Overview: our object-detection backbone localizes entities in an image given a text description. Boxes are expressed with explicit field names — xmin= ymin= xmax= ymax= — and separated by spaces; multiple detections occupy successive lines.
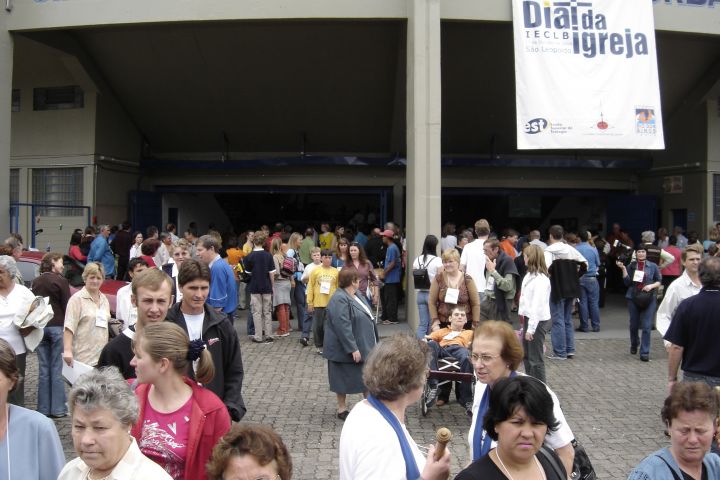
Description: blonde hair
xmin=441 ymin=248 xmax=460 ymax=263
xmin=82 ymin=262 xmax=105 ymax=281
xmin=524 ymin=244 xmax=548 ymax=275
xmin=136 ymin=322 xmax=215 ymax=384
xmin=288 ymin=232 xmax=303 ymax=250
xmin=270 ymin=237 xmax=283 ymax=257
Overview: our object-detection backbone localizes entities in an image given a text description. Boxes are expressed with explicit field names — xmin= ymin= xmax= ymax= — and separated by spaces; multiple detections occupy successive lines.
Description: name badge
xmin=320 ymin=281 xmax=331 ymax=295
xmin=445 ymin=287 xmax=460 ymax=304
xmin=337 ymin=266 xmax=343 ymax=272
xmin=633 ymin=269 xmax=645 ymax=283
xmin=95 ymin=311 xmax=108 ymax=329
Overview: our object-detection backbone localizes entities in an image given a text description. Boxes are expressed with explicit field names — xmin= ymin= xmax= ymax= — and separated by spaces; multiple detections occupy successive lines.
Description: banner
xmin=513 ymin=0 xmax=665 ymax=149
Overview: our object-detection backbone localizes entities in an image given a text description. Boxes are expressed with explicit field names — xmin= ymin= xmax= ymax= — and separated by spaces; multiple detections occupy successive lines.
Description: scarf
xmin=472 ymin=371 xmax=517 ymax=461
xmin=367 ymin=395 xmax=420 ymax=480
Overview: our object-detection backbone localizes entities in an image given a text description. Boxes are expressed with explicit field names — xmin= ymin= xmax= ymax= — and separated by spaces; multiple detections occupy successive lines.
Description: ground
xmin=26 ymin=292 xmax=669 ymax=479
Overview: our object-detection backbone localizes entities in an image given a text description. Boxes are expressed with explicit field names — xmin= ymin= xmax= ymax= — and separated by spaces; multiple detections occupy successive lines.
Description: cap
xmin=381 ymin=229 xmax=395 ymax=238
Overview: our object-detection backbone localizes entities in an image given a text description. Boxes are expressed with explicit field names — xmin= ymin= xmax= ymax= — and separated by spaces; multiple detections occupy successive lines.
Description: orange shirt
xmin=225 ymin=248 xmax=245 ymax=281
xmin=499 ymin=239 xmax=518 ymax=258
xmin=427 ymin=328 xmax=473 ymax=348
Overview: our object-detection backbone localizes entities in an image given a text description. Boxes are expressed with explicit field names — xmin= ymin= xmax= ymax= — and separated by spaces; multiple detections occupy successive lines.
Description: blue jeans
xmin=36 ymin=326 xmax=67 ymax=415
xmin=293 ymin=282 xmax=312 ymax=338
xmin=427 ymin=341 xmax=473 ymax=405
xmin=628 ymin=299 xmax=656 ymax=357
xmin=550 ymin=298 xmax=575 ymax=357
xmin=416 ymin=290 xmax=431 ymax=339
xmin=578 ymin=276 xmax=601 ymax=331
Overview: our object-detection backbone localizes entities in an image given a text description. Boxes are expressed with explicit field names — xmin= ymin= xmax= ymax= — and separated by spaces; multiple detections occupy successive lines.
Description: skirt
xmin=328 ymin=360 xmax=366 ymax=394
xmin=273 ymin=279 xmax=292 ymax=307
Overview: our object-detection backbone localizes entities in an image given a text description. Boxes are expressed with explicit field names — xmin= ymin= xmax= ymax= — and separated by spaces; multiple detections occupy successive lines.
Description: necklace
xmin=495 ymin=448 xmax=546 ymax=480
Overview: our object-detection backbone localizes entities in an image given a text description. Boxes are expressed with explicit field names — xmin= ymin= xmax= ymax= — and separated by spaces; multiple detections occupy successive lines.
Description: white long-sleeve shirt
xmin=657 ymin=271 xmax=701 ymax=346
xmin=518 ymin=272 xmax=551 ymax=334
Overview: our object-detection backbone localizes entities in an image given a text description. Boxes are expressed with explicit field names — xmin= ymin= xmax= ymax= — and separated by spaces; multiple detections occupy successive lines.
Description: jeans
xmin=251 ymin=293 xmax=273 ymax=341
xmin=628 ymin=299 xmax=656 ymax=357
xmin=550 ymin=298 xmax=575 ymax=358
xmin=416 ymin=290 xmax=431 ymax=339
xmin=37 ymin=326 xmax=67 ymax=415
xmin=381 ymin=283 xmax=401 ymax=322
xmin=578 ymin=276 xmax=601 ymax=331
xmin=293 ymin=282 xmax=311 ymax=336
xmin=523 ymin=319 xmax=549 ymax=384
xmin=427 ymin=341 xmax=473 ymax=405
xmin=312 ymin=307 xmax=327 ymax=348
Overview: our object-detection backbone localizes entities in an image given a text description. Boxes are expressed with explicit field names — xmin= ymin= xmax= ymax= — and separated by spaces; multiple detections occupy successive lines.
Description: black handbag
xmin=631 ymin=288 xmax=654 ymax=310
xmin=412 ymin=255 xmax=433 ymax=290
xmin=571 ymin=439 xmax=597 ymax=480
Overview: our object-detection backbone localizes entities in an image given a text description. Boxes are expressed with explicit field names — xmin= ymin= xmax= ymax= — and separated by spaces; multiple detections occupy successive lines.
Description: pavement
xmin=24 ymin=291 xmax=671 ymax=479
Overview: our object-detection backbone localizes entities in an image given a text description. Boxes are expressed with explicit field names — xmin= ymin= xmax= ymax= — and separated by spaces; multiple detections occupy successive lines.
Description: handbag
xmin=412 ymin=255 xmax=433 ymax=290
xmin=571 ymin=439 xmax=597 ymax=480
xmin=631 ymin=287 xmax=654 ymax=310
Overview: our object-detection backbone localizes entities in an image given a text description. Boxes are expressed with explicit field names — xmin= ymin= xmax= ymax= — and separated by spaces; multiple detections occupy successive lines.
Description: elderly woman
xmin=207 ymin=424 xmax=293 ymax=480
xmin=3 ymin=237 xmax=23 ymax=284
xmin=0 ymin=338 xmax=65 ymax=478
xmin=629 ymin=382 xmax=720 ymax=479
xmin=456 ymin=376 xmax=566 ymax=479
xmin=58 ymin=367 xmax=172 ymax=480
xmin=63 ymin=262 xmax=111 ymax=367
xmin=339 ymin=333 xmax=451 ymax=479
xmin=468 ymin=321 xmax=576 ymax=476
xmin=130 ymin=322 xmax=231 ymax=479
xmin=31 ymin=252 xmax=71 ymax=417
xmin=616 ymin=243 xmax=662 ymax=362
xmin=324 ymin=268 xmax=378 ymax=420
xmin=0 ymin=255 xmax=36 ymax=406
xmin=429 ymin=248 xmax=480 ymax=331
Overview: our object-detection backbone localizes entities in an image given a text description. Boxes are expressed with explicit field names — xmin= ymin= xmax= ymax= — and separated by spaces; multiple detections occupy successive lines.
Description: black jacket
xmin=97 ymin=327 xmax=136 ymax=379
xmin=548 ymin=259 xmax=586 ymax=302
xmin=166 ymin=303 xmax=247 ymax=421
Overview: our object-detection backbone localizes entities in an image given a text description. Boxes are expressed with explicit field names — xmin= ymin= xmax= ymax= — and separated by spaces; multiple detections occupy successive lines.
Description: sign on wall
xmin=513 ymin=0 xmax=665 ymax=150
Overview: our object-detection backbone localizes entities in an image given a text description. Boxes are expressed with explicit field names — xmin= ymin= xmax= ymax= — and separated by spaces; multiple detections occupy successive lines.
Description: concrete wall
xmin=162 ymin=193 xmax=233 ymax=234
xmin=95 ymin=88 xmax=142 ymax=163
xmin=0 ymin=17 xmax=11 ymax=238
xmin=95 ymin=164 xmax=138 ymax=225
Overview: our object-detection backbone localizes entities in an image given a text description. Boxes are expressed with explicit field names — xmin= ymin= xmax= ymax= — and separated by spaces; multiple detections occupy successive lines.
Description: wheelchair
xmin=421 ymin=355 xmax=475 ymax=417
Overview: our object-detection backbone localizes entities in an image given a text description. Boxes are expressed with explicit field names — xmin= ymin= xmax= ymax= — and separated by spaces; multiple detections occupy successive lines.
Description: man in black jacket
xmin=166 ymin=259 xmax=247 ymax=422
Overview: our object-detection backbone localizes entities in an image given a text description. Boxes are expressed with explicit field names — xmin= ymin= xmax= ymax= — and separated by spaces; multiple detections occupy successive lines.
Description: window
xmin=9 ymin=169 xmax=18 ymax=203
xmin=33 ymin=85 xmax=84 ymax=111
xmin=32 ymin=168 xmax=84 ymax=216
xmin=11 ymin=89 xmax=20 ymax=112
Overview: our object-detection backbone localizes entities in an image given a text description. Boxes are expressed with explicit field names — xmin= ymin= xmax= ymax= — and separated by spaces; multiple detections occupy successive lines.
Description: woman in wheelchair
xmin=424 ymin=306 xmax=474 ymax=415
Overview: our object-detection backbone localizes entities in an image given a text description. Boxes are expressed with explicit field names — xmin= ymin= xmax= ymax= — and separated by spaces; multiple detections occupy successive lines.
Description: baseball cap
xmin=381 ymin=229 xmax=394 ymax=238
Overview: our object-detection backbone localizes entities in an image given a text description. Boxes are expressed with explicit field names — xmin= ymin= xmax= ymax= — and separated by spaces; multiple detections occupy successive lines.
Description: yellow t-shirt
xmin=306 ymin=266 xmax=339 ymax=308
xmin=319 ymin=232 xmax=335 ymax=251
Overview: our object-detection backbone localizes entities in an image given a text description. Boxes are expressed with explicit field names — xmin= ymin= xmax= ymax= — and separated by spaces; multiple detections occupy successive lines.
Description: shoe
xmin=300 ymin=337 xmax=309 ymax=347
xmin=464 ymin=402 xmax=474 ymax=417
xmin=274 ymin=331 xmax=290 ymax=337
xmin=316 ymin=348 xmax=323 ymax=355
xmin=337 ymin=410 xmax=350 ymax=420
xmin=575 ymin=327 xmax=589 ymax=333
xmin=592 ymin=327 xmax=600 ymax=332
xmin=640 ymin=355 xmax=649 ymax=362
xmin=425 ymin=386 xmax=438 ymax=408
xmin=630 ymin=346 xmax=638 ymax=355
xmin=264 ymin=337 xmax=274 ymax=343
xmin=48 ymin=413 xmax=68 ymax=419
xmin=566 ymin=353 xmax=575 ymax=359
xmin=436 ymin=399 xmax=446 ymax=407
xmin=251 ymin=338 xmax=264 ymax=344
xmin=546 ymin=353 xmax=567 ymax=360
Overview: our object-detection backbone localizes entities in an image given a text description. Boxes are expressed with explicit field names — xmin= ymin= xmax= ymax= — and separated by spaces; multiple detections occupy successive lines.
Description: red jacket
xmin=131 ymin=377 xmax=231 ymax=480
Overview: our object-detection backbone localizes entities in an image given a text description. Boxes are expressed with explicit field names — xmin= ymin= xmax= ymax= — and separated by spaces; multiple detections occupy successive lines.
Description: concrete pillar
xmin=0 ymin=20 xmax=12 ymax=238
xmin=707 ymin=98 xmax=720 ymax=224
xmin=405 ymin=0 xmax=442 ymax=331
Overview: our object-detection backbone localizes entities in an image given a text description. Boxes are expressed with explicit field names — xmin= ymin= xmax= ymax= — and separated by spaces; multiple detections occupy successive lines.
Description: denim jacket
xmin=627 ymin=447 xmax=720 ymax=479
xmin=623 ymin=260 xmax=662 ymax=300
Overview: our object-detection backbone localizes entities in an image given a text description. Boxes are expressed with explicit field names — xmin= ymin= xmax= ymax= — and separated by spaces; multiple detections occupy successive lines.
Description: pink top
xmin=661 ymin=245 xmax=682 ymax=277
xmin=68 ymin=245 xmax=87 ymax=262
xmin=139 ymin=396 xmax=192 ymax=480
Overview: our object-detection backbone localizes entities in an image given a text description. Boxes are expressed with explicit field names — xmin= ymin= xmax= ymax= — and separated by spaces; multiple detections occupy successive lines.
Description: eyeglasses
xmin=471 ymin=353 xmax=500 ymax=365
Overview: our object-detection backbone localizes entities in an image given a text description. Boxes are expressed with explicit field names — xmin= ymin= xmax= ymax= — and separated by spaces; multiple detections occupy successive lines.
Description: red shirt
xmin=139 ymin=397 xmax=192 ymax=479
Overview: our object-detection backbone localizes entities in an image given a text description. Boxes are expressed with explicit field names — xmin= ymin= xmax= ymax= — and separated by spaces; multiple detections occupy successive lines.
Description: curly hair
xmin=662 ymin=382 xmax=720 ymax=437
xmin=363 ymin=333 xmax=429 ymax=401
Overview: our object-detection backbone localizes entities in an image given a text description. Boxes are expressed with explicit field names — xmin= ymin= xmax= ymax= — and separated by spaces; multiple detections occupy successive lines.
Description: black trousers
xmin=381 ymin=283 xmax=401 ymax=322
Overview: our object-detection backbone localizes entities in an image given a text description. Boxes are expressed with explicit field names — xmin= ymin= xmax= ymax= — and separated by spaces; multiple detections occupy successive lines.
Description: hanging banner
xmin=513 ymin=0 xmax=665 ymax=150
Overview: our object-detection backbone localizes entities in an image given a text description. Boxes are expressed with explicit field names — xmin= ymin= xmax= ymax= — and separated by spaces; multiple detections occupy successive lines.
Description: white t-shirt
xmin=460 ymin=238 xmax=487 ymax=292
xmin=468 ymin=372 xmax=574 ymax=459
xmin=339 ymin=400 xmax=426 ymax=480
xmin=115 ymin=284 xmax=137 ymax=330
xmin=440 ymin=235 xmax=457 ymax=252
xmin=184 ymin=312 xmax=205 ymax=341
xmin=411 ymin=255 xmax=443 ymax=290
xmin=0 ymin=283 xmax=35 ymax=354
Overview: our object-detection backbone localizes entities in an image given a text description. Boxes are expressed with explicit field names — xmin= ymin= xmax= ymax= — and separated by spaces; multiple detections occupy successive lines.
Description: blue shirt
xmin=208 ymin=256 xmax=238 ymax=314
xmin=87 ymin=235 xmax=116 ymax=277
xmin=384 ymin=243 xmax=401 ymax=284
xmin=354 ymin=232 xmax=368 ymax=248
xmin=574 ymin=243 xmax=600 ymax=277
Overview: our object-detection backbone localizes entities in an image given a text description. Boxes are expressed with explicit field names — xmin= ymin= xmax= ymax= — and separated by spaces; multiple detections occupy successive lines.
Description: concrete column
xmin=707 ymin=98 xmax=720 ymax=224
xmin=0 ymin=20 xmax=12 ymax=237
xmin=405 ymin=0 xmax=442 ymax=331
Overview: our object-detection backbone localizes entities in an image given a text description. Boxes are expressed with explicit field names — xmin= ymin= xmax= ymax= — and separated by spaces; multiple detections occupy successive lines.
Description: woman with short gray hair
xmin=58 ymin=367 xmax=172 ymax=480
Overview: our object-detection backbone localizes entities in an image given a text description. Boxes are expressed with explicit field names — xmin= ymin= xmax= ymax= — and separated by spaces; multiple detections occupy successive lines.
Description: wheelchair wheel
xmin=421 ymin=382 xmax=429 ymax=417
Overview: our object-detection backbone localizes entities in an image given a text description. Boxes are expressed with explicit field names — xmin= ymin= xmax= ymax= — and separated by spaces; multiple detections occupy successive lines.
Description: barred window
xmin=33 ymin=85 xmax=84 ymax=111
xmin=9 ymin=169 xmax=19 ymax=203
xmin=32 ymin=168 xmax=84 ymax=216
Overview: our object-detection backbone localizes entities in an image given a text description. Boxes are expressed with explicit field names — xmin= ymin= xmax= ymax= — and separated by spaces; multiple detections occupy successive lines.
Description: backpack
xmin=280 ymin=255 xmax=298 ymax=279
xmin=412 ymin=255 xmax=433 ymax=290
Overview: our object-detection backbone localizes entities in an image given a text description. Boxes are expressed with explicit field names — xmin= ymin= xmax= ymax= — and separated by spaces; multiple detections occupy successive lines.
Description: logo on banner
xmin=524 ymin=118 xmax=549 ymax=134
xmin=635 ymin=108 xmax=657 ymax=135
xmin=522 ymin=0 xmax=650 ymax=59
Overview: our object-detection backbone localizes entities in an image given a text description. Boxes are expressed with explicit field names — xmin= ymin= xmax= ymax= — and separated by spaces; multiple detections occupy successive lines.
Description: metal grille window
xmin=9 ymin=169 xmax=18 ymax=203
xmin=11 ymin=89 xmax=20 ymax=112
xmin=33 ymin=86 xmax=84 ymax=111
xmin=32 ymin=168 xmax=84 ymax=216
xmin=715 ymin=174 xmax=720 ymax=222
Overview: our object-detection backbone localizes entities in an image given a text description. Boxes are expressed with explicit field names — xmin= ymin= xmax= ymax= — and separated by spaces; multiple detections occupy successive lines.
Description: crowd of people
xmin=2 ymin=215 xmax=720 ymax=479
